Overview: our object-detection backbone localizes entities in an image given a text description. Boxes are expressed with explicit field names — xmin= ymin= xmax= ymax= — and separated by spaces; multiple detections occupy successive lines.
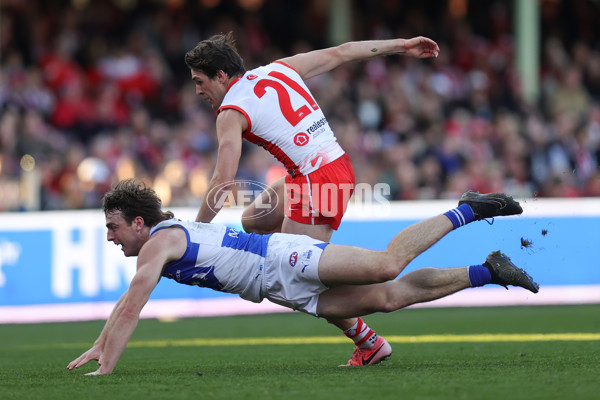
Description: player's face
xmin=105 ymin=211 xmax=145 ymax=257
xmin=190 ymin=69 xmax=228 ymax=110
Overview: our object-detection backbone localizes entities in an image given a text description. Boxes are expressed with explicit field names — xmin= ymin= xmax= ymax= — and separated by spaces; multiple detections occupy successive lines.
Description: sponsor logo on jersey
xmin=293 ymin=132 xmax=309 ymax=146
xmin=289 ymin=251 xmax=298 ymax=267
xmin=306 ymin=117 xmax=328 ymax=135
xmin=310 ymin=156 xmax=323 ymax=169
xmin=247 ymin=74 xmax=258 ymax=80
xmin=301 ymin=249 xmax=313 ymax=273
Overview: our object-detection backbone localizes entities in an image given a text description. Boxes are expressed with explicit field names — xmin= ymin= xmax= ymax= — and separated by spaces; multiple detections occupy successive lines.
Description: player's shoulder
xmin=151 ymin=220 xmax=188 ymax=238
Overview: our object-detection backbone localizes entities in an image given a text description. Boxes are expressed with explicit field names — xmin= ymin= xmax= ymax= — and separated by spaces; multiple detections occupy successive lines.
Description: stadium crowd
xmin=1 ymin=0 xmax=600 ymax=211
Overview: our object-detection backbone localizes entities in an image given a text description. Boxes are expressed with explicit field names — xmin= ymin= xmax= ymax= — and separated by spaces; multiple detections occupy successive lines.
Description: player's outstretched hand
xmin=67 ymin=346 xmax=103 ymax=371
xmin=403 ymin=36 xmax=440 ymax=58
xmin=84 ymin=369 xmax=107 ymax=376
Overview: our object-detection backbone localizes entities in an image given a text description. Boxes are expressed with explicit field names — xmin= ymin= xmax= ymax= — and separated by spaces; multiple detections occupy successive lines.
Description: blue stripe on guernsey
xmin=314 ymin=242 xmax=329 ymax=250
xmin=152 ymin=223 xmax=201 ymax=267
xmin=221 ymin=227 xmax=271 ymax=257
xmin=152 ymin=223 xmax=197 ymax=268
xmin=182 ymin=241 xmax=200 ymax=265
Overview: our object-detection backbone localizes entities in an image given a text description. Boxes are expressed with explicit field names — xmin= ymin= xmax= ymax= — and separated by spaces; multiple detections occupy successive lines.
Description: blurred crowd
xmin=1 ymin=0 xmax=600 ymax=212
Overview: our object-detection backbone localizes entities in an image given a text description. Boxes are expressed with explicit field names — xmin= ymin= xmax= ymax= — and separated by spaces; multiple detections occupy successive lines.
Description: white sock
xmin=343 ymin=318 xmax=378 ymax=349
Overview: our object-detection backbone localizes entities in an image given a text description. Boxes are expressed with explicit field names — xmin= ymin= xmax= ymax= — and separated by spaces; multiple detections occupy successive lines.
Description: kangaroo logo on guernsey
xmin=228 ymin=228 xmax=240 ymax=238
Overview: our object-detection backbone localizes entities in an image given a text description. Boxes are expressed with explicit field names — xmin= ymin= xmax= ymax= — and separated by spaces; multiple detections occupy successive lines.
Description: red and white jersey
xmin=219 ymin=61 xmax=345 ymax=176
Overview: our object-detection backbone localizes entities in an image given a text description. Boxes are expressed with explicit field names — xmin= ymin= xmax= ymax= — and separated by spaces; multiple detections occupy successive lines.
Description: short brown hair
xmin=102 ymin=179 xmax=174 ymax=227
xmin=184 ymin=31 xmax=245 ymax=79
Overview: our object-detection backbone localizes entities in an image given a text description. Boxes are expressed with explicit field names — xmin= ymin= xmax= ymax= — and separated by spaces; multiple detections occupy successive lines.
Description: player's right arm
xmin=195 ymin=109 xmax=245 ymax=223
xmin=66 ymin=291 xmax=128 ymax=371
xmin=279 ymin=37 xmax=439 ymax=80
xmin=67 ymin=228 xmax=187 ymax=375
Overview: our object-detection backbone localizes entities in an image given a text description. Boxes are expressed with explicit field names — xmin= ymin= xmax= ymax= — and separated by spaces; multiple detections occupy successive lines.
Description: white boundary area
xmin=1 ymin=284 xmax=599 ymax=324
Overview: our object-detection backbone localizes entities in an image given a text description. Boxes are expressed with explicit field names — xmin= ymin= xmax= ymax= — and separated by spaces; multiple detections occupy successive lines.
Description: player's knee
xmin=242 ymin=205 xmax=283 ymax=234
xmin=377 ymin=267 xmax=398 ymax=282
xmin=242 ymin=211 xmax=282 ymax=234
xmin=241 ymin=215 xmax=257 ymax=233
xmin=242 ymin=210 xmax=265 ymax=233
xmin=374 ymin=257 xmax=407 ymax=282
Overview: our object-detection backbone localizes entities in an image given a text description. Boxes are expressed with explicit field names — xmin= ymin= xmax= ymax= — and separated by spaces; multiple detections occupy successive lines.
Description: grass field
xmin=1 ymin=304 xmax=599 ymax=400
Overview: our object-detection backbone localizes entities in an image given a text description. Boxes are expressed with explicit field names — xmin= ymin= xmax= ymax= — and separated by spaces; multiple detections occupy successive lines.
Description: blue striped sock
xmin=468 ymin=264 xmax=492 ymax=287
xmin=444 ymin=203 xmax=476 ymax=229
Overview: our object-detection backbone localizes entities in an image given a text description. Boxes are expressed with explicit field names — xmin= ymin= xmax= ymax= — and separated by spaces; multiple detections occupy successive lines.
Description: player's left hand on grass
xmin=66 ymin=346 xmax=103 ymax=371
xmin=84 ymin=369 xmax=108 ymax=376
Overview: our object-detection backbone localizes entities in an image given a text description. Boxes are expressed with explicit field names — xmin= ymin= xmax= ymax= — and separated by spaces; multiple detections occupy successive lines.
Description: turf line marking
xmin=127 ymin=333 xmax=600 ymax=347
xmin=42 ymin=333 xmax=600 ymax=349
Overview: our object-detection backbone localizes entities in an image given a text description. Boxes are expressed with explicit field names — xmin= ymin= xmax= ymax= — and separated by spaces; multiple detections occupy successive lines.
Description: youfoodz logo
xmin=206 ymin=180 xmax=391 ymax=220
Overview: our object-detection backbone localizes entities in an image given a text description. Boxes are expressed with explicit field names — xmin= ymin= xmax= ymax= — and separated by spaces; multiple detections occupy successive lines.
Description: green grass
xmin=1 ymin=305 xmax=599 ymax=400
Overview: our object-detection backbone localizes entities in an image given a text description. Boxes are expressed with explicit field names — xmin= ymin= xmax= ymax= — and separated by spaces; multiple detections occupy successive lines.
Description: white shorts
xmin=262 ymin=233 xmax=329 ymax=316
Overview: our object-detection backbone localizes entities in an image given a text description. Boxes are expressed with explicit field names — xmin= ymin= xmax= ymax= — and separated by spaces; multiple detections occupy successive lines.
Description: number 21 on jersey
xmin=253 ymin=70 xmax=319 ymax=127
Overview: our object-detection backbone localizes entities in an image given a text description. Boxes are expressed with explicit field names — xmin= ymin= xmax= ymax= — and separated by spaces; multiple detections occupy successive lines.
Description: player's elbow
xmin=210 ymin=173 xmax=235 ymax=189
xmin=336 ymin=41 xmax=362 ymax=63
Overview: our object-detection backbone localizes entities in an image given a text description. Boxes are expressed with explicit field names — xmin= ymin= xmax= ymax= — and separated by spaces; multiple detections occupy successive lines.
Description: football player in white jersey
xmin=184 ymin=32 xmax=440 ymax=366
xmin=67 ymin=180 xmax=537 ymax=375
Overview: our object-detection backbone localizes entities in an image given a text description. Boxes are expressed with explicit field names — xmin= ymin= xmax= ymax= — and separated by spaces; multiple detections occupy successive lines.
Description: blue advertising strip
xmin=0 ymin=208 xmax=598 ymax=309
xmin=0 ymin=230 xmax=52 ymax=305
xmin=332 ymin=216 xmax=600 ymax=286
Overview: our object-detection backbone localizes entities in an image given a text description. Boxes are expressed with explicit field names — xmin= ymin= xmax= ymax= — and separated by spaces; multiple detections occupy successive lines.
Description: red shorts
xmin=285 ymin=154 xmax=355 ymax=230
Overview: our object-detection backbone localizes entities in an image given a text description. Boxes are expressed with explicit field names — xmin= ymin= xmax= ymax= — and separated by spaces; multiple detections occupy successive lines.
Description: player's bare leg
xmin=318 ymin=215 xmax=454 ymax=285
xmin=317 ymin=267 xmax=471 ymax=319
xmin=317 ymin=253 xmax=539 ymax=318
xmin=242 ymin=178 xmax=285 ymax=234
xmin=303 ymin=214 xmax=453 ymax=366
xmin=317 ymin=192 xmax=525 ymax=366
xmin=317 ymin=255 xmax=537 ymax=367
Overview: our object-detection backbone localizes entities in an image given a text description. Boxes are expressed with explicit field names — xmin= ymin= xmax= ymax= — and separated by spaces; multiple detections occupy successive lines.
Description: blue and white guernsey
xmin=150 ymin=219 xmax=269 ymax=303
xmin=149 ymin=219 xmax=329 ymax=315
